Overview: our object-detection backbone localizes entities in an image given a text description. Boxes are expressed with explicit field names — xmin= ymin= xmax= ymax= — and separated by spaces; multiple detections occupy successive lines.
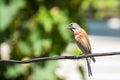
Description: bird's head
xmin=68 ymin=22 xmax=81 ymax=32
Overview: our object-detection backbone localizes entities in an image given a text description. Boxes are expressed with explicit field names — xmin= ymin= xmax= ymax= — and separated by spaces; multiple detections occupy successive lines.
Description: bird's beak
xmin=67 ymin=24 xmax=73 ymax=30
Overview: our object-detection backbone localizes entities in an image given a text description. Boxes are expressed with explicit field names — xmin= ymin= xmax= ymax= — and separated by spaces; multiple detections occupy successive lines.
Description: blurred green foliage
xmin=0 ymin=0 xmax=119 ymax=80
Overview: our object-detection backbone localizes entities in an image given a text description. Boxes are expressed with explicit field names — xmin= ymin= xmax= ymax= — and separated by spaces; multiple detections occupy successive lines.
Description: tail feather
xmin=86 ymin=58 xmax=92 ymax=76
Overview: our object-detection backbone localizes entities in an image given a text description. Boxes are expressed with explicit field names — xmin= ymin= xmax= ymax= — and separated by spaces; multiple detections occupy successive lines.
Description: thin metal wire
xmin=0 ymin=52 xmax=120 ymax=64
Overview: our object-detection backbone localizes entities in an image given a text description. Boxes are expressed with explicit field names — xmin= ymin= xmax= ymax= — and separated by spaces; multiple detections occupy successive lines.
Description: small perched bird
xmin=68 ymin=22 xmax=96 ymax=76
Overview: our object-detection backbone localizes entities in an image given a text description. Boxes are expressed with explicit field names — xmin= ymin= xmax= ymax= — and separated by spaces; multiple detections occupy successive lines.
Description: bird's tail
xmin=89 ymin=51 xmax=96 ymax=62
xmin=86 ymin=58 xmax=92 ymax=76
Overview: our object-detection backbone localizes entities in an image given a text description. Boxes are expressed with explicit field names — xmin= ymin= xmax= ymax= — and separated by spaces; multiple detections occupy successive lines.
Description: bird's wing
xmin=76 ymin=29 xmax=91 ymax=54
xmin=82 ymin=29 xmax=92 ymax=53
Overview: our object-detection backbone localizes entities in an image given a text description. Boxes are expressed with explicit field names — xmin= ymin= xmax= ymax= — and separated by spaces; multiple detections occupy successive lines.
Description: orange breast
xmin=74 ymin=31 xmax=84 ymax=39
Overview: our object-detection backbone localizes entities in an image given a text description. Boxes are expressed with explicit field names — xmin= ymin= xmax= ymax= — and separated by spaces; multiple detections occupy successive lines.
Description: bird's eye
xmin=70 ymin=24 xmax=73 ymax=26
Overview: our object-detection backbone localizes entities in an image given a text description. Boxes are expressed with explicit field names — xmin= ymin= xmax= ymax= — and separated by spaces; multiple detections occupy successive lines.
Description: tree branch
xmin=0 ymin=52 xmax=120 ymax=64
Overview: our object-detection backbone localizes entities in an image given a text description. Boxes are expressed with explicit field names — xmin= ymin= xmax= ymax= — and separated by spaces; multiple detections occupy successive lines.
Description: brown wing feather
xmin=75 ymin=28 xmax=96 ymax=62
xmin=81 ymin=29 xmax=96 ymax=62
xmin=81 ymin=29 xmax=92 ymax=53
xmin=75 ymin=29 xmax=91 ymax=54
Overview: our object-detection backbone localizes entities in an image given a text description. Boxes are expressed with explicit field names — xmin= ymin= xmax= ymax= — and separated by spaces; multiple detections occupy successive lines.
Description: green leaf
xmin=42 ymin=39 xmax=52 ymax=52
xmin=66 ymin=43 xmax=82 ymax=56
xmin=50 ymin=7 xmax=64 ymax=23
xmin=5 ymin=64 xmax=25 ymax=78
xmin=37 ymin=6 xmax=53 ymax=33
xmin=31 ymin=61 xmax=57 ymax=80
xmin=29 ymin=27 xmax=40 ymax=43
xmin=58 ymin=22 xmax=72 ymax=42
xmin=33 ymin=40 xmax=42 ymax=57
xmin=18 ymin=41 xmax=30 ymax=55
xmin=0 ymin=0 xmax=25 ymax=32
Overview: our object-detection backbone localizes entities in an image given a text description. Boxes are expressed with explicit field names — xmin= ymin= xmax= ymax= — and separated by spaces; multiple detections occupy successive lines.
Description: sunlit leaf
xmin=50 ymin=7 xmax=64 ymax=23
xmin=18 ymin=41 xmax=30 ymax=55
xmin=29 ymin=27 xmax=40 ymax=43
xmin=5 ymin=64 xmax=25 ymax=78
xmin=42 ymin=39 xmax=52 ymax=52
xmin=37 ymin=6 xmax=53 ymax=33
xmin=66 ymin=43 xmax=82 ymax=56
xmin=0 ymin=0 xmax=25 ymax=32
xmin=81 ymin=0 xmax=92 ymax=10
xmin=33 ymin=40 xmax=42 ymax=57
xmin=31 ymin=61 xmax=57 ymax=80
xmin=59 ymin=22 xmax=71 ymax=42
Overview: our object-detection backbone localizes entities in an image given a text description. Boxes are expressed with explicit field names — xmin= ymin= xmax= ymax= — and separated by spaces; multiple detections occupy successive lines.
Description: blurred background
xmin=0 ymin=0 xmax=120 ymax=80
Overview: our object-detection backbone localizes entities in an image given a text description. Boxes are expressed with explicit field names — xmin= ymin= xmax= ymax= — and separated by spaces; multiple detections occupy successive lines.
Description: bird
xmin=67 ymin=22 xmax=96 ymax=76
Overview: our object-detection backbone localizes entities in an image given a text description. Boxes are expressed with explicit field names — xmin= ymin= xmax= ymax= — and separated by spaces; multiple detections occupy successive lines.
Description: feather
xmin=68 ymin=22 xmax=96 ymax=76
xmin=86 ymin=58 xmax=92 ymax=76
